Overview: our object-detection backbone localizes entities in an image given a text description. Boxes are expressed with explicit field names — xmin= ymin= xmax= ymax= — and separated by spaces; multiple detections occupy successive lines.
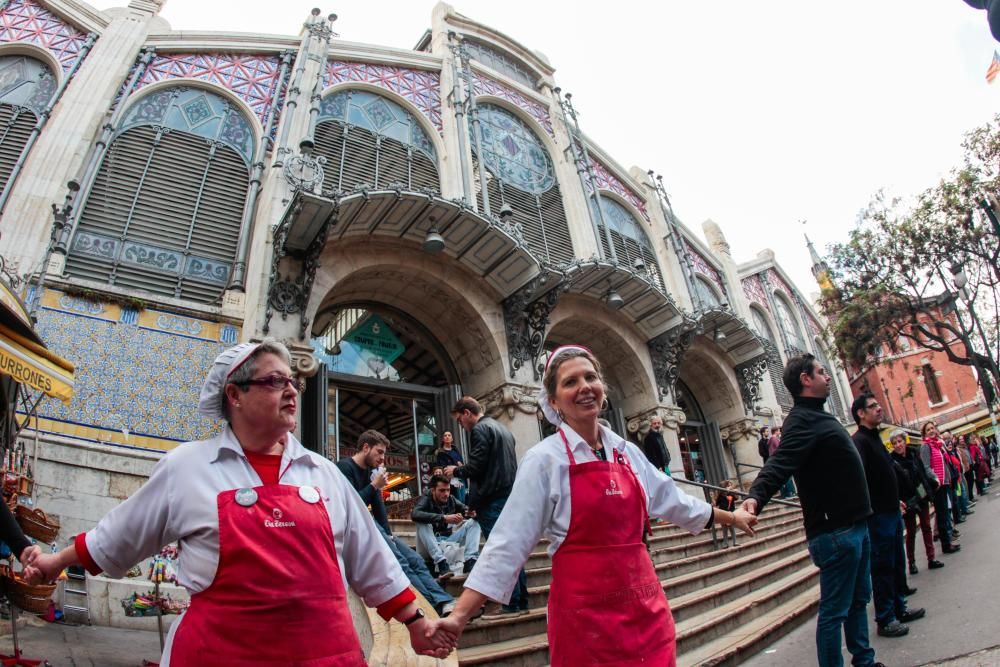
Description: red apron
xmin=169 ymin=483 xmax=365 ymax=666
xmin=548 ymin=430 xmax=676 ymax=666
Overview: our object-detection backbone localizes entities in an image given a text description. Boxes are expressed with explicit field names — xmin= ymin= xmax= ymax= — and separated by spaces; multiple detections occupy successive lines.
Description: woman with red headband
xmin=25 ymin=340 xmax=454 ymax=664
xmin=433 ymin=345 xmax=757 ymax=665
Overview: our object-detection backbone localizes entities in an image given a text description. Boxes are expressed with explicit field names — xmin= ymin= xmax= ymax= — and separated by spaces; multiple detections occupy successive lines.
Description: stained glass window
xmin=694 ymin=277 xmax=721 ymax=307
xmin=319 ymin=89 xmax=436 ymax=161
xmin=0 ymin=55 xmax=55 ymax=114
xmin=751 ymin=308 xmax=775 ymax=343
xmin=775 ymin=295 xmax=807 ymax=352
xmin=120 ymin=87 xmax=254 ymax=165
xmin=463 ymin=38 xmax=538 ymax=89
xmin=474 ymin=104 xmax=554 ymax=195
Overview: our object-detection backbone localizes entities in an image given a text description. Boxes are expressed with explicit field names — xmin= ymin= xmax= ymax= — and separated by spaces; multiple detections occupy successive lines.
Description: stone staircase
xmin=389 ymin=503 xmax=820 ymax=667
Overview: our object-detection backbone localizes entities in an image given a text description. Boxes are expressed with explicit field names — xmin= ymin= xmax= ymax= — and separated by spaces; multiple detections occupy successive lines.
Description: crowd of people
xmin=2 ymin=339 xmax=991 ymax=666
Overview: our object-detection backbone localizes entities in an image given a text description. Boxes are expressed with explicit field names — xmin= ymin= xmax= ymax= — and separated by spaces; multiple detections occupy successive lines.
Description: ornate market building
xmin=0 ymin=0 xmax=853 ymax=541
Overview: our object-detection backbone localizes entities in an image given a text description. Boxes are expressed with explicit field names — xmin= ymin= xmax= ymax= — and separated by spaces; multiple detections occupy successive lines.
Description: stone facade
xmin=0 ymin=1 xmax=854 ymax=551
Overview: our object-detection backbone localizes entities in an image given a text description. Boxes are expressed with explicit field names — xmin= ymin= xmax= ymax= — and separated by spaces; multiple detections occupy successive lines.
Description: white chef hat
xmin=197 ymin=342 xmax=261 ymax=420
xmin=537 ymin=344 xmax=593 ymax=426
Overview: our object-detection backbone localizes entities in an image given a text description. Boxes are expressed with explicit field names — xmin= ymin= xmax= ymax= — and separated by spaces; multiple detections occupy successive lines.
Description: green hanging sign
xmin=344 ymin=314 xmax=405 ymax=365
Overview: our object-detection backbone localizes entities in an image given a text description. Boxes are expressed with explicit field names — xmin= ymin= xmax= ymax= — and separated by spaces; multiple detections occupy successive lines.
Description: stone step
xmin=455 ymin=568 xmax=817 ymax=666
xmin=677 ymin=585 xmax=821 ymax=667
xmin=456 ymin=529 xmax=809 ymax=649
xmin=443 ymin=508 xmax=805 ymax=598
xmin=674 ymin=565 xmax=819 ymax=656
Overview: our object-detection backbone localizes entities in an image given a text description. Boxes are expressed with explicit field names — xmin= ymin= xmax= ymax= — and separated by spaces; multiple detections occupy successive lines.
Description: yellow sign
xmin=0 ymin=323 xmax=74 ymax=403
xmin=0 ymin=280 xmax=31 ymax=331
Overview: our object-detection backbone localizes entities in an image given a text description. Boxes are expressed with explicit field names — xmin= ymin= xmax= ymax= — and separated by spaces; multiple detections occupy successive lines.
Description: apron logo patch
xmin=605 ymin=479 xmax=623 ymax=497
xmin=265 ymin=507 xmax=296 ymax=528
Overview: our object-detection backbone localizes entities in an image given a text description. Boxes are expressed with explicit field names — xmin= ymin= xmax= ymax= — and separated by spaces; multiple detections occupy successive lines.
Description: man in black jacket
xmin=336 ymin=430 xmax=456 ymax=615
xmin=851 ymin=394 xmax=925 ymax=639
xmin=757 ymin=426 xmax=771 ymax=464
xmin=446 ymin=396 xmax=527 ymax=613
xmin=412 ymin=475 xmax=482 ymax=578
xmin=642 ymin=415 xmax=671 ymax=474
xmin=742 ymin=355 xmax=883 ymax=667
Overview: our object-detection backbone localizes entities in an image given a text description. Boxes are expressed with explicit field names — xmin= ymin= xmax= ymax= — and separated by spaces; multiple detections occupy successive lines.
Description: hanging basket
xmin=1 ymin=574 xmax=56 ymax=615
xmin=15 ymin=506 xmax=59 ymax=543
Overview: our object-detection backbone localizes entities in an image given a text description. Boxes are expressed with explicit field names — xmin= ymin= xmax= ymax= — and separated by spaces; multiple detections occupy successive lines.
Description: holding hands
xmin=19 ymin=546 xmax=65 ymax=585
xmin=731 ymin=508 xmax=758 ymax=537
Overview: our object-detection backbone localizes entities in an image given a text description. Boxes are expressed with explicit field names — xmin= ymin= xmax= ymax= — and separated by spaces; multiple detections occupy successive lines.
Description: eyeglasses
xmin=865 ymin=403 xmax=879 ymax=410
xmin=237 ymin=375 xmax=305 ymax=392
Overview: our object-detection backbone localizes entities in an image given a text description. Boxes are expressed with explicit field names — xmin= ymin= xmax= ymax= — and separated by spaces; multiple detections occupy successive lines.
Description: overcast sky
xmin=91 ymin=0 xmax=1000 ymax=298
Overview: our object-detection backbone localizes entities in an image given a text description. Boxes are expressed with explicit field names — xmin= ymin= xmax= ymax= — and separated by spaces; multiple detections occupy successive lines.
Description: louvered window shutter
xmin=66 ymin=126 xmax=249 ymax=304
xmin=0 ymin=104 xmax=35 ymax=196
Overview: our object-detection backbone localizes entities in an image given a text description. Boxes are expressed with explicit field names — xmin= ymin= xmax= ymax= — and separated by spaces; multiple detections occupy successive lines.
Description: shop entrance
xmin=675 ymin=380 xmax=727 ymax=485
xmin=303 ymin=305 xmax=462 ymax=513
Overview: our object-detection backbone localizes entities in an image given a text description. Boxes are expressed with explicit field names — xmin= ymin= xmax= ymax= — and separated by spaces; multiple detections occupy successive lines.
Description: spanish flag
xmin=987 ymin=50 xmax=1000 ymax=84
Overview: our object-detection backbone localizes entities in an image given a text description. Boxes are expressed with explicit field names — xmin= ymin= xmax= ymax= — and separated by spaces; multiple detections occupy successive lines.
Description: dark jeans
xmin=867 ymin=512 xmax=907 ymax=627
xmin=932 ymin=486 xmax=953 ymax=549
xmin=807 ymin=521 xmax=876 ymax=667
xmin=965 ymin=471 xmax=976 ymax=501
xmin=477 ymin=494 xmax=529 ymax=611
xmin=376 ymin=523 xmax=454 ymax=610
xmin=903 ymin=502 xmax=934 ymax=564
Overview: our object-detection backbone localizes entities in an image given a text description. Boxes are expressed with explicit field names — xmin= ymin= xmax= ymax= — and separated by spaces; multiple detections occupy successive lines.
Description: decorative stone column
xmin=719 ymin=417 xmax=761 ymax=489
xmin=628 ymin=405 xmax=687 ymax=479
xmin=478 ymin=382 xmax=541 ymax=459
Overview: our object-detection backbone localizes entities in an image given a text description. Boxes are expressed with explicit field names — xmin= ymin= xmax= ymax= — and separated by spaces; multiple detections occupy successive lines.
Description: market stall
xmin=0 ymin=270 xmax=75 ymax=666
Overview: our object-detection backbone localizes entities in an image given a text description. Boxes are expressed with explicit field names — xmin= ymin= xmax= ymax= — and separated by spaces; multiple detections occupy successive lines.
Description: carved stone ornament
xmin=479 ymin=383 xmax=539 ymax=420
xmin=648 ymin=317 xmax=700 ymax=400
xmin=734 ymin=353 xmax=769 ymax=413
xmin=285 ymin=340 xmax=320 ymax=378
xmin=626 ymin=406 xmax=673 ymax=435
xmin=719 ymin=417 xmax=759 ymax=442
xmin=502 ymin=271 xmax=566 ymax=380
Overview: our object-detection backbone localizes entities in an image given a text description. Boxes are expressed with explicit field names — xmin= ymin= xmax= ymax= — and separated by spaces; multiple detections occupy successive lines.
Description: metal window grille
xmin=314 ymin=119 xmax=439 ymax=194
xmin=473 ymin=155 xmax=573 ymax=266
xmin=66 ymin=125 xmax=249 ymax=303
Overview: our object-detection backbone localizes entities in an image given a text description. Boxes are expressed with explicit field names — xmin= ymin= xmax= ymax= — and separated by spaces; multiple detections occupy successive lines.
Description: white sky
xmin=90 ymin=0 xmax=1000 ymax=297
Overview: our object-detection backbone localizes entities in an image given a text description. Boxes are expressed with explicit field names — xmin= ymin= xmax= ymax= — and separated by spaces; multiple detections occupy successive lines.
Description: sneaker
xmin=898 ymin=608 xmax=925 ymax=623
xmin=434 ymin=560 xmax=454 ymax=581
xmin=463 ymin=558 xmax=477 ymax=574
xmin=439 ymin=601 xmax=456 ymax=617
xmin=877 ymin=621 xmax=909 ymax=637
xmin=903 ymin=586 xmax=917 ymax=596
xmin=943 ymin=544 xmax=962 ymax=554
xmin=928 ymin=559 xmax=945 ymax=569
xmin=952 ymin=529 xmax=961 ymax=537
xmin=468 ymin=605 xmax=486 ymax=621
xmin=909 ymin=563 xmax=918 ymax=575
xmin=965 ymin=509 xmax=975 ymax=514
xmin=499 ymin=605 xmax=523 ymax=615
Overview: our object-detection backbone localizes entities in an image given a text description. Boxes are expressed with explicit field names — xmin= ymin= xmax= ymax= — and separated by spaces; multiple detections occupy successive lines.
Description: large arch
xmin=545 ymin=293 xmax=659 ymax=419
xmin=306 ymin=239 xmax=507 ymax=396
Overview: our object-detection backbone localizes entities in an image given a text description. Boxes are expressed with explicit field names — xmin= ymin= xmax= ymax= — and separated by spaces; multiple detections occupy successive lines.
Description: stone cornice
xmin=144 ymin=32 xmax=300 ymax=53
xmin=40 ymin=0 xmax=109 ymax=33
xmin=329 ymin=41 xmax=442 ymax=71
xmin=443 ymin=12 xmax=554 ymax=77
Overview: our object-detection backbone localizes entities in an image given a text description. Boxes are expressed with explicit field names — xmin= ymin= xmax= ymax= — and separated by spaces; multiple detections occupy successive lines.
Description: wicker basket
xmin=15 ymin=506 xmax=59 ymax=543
xmin=2 ymin=575 xmax=56 ymax=615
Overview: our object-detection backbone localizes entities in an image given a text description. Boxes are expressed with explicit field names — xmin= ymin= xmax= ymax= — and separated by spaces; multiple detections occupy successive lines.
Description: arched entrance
xmin=306 ymin=303 xmax=461 ymax=508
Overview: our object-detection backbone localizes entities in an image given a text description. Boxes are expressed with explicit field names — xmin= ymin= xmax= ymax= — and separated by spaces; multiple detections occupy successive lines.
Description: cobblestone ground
xmin=743 ymin=487 xmax=1000 ymax=666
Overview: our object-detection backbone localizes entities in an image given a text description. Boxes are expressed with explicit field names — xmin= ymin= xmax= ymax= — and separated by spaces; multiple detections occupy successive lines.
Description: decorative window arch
xmin=65 ymin=86 xmax=254 ymax=304
xmin=693 ymin=275 xmax=721 ymax=307
xmin=590 ymin=195 xmax=664 ymax=289
xmin=775 ymin=293 xmax=807 ymax=353
xmin=0 ymin=54 xmax=56 ymax=195
xmin=813 ymin=342 xmax=847 ymax=418
xmin=472 ymin=103 xmax=573 ymax=265
xmin=462 ymin=38 xmax=539 ymax=89
xmin=313 ymin=88 xmax=439 ymax=193
xmin=750 ymin=306 xmax=792 ymax=409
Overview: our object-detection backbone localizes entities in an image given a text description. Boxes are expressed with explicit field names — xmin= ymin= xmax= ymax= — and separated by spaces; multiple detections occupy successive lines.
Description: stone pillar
xmin=245 ymin=10 xmax=330 ymax=341
xmin=630 ymin=404 xmax=688 ymax=480
xmin=720 ymin=416 xmax=760 ymax=490
xmin=479 ymin=382 xmax=542 ymax=459
xmin=0 ymin=4 xmax=162 ymax=272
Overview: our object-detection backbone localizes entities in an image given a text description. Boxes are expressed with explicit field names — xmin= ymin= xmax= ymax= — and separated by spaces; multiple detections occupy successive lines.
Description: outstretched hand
xmin=20 ymin=551 xmax=62 ymax=584
xmin=731 ymin=508 xmax=758 ymax=537
xmin=740 ymin=497 xmax=759 ymax=516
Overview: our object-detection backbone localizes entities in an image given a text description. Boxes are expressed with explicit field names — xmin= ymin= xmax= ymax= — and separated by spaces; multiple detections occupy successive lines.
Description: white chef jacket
xmin=464 ymin=423 xmax=713 ymax=604
xmin=84 ymin=425 xmax=410 ymax=656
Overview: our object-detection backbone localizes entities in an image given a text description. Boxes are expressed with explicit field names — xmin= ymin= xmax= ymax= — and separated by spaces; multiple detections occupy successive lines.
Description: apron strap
xmin=558 ymin=429 xmax=577 ymax=466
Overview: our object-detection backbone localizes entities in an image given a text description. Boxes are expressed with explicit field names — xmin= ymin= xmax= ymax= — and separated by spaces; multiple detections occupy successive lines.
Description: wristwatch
xmin=401 ymin=608 xmax=425 ymax=626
